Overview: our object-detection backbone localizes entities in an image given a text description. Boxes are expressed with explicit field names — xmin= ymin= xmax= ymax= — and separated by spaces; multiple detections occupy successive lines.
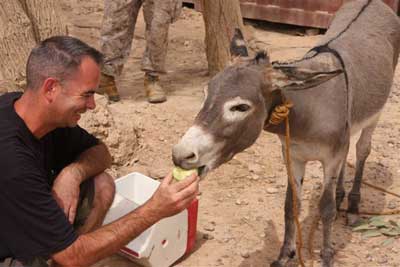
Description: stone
xmin=204 ymin=223 xmax=215 ymax=232
xmin=203 ymin=233 xmax=214 ymax=240
xmin=249 ymin=163 xmax=263 ymax=173
xmin=387 ymin=200 xmax=398 ymax=210
xmin=266 ymin=187 xmax=279 ymax=194
xmin=240 ymin=251 xmax=250 ymax=258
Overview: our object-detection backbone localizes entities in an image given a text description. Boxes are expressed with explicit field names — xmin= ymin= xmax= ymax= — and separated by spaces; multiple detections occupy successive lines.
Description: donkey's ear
xmin=253 ymin=51 xmax=270 ymax=65
xmin=270 ymin=63 xmax=343 ymax=91
xmin=230 ymin=28 xmax=249 ymax=58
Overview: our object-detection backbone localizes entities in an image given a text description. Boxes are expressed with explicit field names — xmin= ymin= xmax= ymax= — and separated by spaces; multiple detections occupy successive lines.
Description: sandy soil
xmin=63 ymin=1 xmax=400 ymax=266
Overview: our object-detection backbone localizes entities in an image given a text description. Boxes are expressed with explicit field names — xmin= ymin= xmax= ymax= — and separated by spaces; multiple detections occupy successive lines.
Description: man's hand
xmin=51 ymin=172 xmax=199 ymax=267
xmin=52 ymin=165 xmax=83 ymax=223
xmin=51 ymin=142 xmax=110 ymax=224
xmin=145 ymin=172 xmax=199 ymax=221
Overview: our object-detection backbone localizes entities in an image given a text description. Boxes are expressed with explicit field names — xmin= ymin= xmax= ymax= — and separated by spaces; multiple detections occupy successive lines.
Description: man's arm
xmin=52 ymin=173 xmax=199 ymax=267
xmin=69 ymin=141 xmax=112 ymax=183
xmin=52 ymin=142 xmax=112 ymax=223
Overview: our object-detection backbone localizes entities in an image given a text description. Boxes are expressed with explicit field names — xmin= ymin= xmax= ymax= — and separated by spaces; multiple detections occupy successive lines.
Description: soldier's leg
xmin=141 ymin=0 xmax=182 ymax=103
xmin=99 ymin=0 xmax=143 ymax=102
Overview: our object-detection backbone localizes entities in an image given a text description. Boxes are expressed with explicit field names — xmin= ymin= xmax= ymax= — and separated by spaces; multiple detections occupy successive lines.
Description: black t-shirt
xmin=0 ymin=92 xmax=99 ymax=261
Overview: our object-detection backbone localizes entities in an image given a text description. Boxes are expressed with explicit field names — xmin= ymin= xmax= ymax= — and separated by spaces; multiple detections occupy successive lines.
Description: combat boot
xmin=144 ymin=74 xmax=166 ymax=104
xmin=99 ymin=73 xmax=120 ymax=102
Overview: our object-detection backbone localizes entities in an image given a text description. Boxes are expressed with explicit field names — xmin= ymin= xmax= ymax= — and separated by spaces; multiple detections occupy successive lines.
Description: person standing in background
xmin=99 ymin=0 xmax=182 ymax=103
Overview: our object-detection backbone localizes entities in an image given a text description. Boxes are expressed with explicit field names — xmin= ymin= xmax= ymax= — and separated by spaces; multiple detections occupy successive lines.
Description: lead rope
xmin=266 ymin=100 xmax=306 ymax=267
xmin=267 ymin=99 xmax=400 ymax=267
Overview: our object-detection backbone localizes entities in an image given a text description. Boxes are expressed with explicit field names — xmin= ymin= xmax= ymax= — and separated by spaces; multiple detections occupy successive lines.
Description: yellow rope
xmin=267 ymin=100 xmax=400 ymax=267
xmin=268 ymin=101 xmax=293 ymax=125
xmin=267 ymin=101 xmax=306 ymax=267
xmin=284 ymin=114 xmax=306 ymax=267
xmin=362 ymin=181 xmax=400 ymax=199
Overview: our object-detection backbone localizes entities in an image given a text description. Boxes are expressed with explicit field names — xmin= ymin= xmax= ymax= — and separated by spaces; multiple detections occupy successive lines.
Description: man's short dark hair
xmin=26 ymin=36 xmax=104 ymax=90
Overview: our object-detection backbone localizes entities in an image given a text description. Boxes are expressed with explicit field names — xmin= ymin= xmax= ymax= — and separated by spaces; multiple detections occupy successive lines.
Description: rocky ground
xmin=63 ymin=1 xmax=400 ymax=266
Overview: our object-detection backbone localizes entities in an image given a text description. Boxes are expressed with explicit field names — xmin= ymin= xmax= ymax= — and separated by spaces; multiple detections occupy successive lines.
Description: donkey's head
xmin=173 ymin=46 xmax=342 ymax=177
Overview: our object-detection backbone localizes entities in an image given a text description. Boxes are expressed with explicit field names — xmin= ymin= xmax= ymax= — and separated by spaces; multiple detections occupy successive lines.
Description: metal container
xmin=184 ymin=0 xmax=399 ymax=29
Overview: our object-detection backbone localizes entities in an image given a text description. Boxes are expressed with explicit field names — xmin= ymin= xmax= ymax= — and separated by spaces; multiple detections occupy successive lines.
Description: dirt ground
xmin=62 ymin=1 xmax=400 ymax=266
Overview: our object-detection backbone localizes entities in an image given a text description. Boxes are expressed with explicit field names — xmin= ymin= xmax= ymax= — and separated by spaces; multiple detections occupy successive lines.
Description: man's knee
xmin=93 ymin=172 xmax=115 ymax=207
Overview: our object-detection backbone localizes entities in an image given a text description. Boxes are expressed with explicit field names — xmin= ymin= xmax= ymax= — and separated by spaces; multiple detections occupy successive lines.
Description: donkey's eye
xmin=230 ymin=104 xmax=250 ymax=112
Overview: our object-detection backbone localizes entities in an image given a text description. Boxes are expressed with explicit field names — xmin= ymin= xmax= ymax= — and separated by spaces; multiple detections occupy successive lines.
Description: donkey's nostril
xmin=172 ymin=145 xmax=199 ymax=167
xmin=185 ymin=153 xmax=196 ymax=161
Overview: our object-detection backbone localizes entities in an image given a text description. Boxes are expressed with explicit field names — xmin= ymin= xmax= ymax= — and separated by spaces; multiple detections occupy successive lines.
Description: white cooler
xmin=103 ymin=172 xmax=198 ymax=267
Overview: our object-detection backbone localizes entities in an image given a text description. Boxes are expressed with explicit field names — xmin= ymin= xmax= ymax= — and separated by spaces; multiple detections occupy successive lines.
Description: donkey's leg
xmin=320 ymin=156 xmax=343 ymax=267
xmin=336 ymin=141 xmax=350 ymax=211
xmin=271 ymin=157 xmax=306 ymax=267
xmin=347 ymin=121 xmax=378 ymax=225
xmin=335 ymin=162 xmax=346 ymax=211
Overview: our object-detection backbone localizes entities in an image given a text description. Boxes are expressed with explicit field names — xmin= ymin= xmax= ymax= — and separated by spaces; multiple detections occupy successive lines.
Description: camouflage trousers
xmin=100 ymin=0 xmax=182 ymax=77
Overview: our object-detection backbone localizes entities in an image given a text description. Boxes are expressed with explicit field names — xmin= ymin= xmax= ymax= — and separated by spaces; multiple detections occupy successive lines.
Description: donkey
xmin=172 ymin=0 xmax=400 ymax=266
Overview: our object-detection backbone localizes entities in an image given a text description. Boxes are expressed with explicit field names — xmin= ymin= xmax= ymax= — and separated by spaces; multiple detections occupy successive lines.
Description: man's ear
xmin=269 ymin=63 xmax=343 ymax=91
xmin=41 ymin=78 xmax=59 ymax=103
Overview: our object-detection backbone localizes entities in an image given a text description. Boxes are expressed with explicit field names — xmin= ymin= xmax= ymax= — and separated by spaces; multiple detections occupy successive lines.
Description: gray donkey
xmin=172 ymin=0 xmax=400 ymax=266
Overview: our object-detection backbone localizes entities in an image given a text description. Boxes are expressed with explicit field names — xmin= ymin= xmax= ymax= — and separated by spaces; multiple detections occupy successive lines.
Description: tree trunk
xmin=0 ymin=0 xmax=66 ymax=93
xmin=21 ymin=0 xmax=67 ymax=41
xmin=200 ymin=0 xmax=244 ymax=76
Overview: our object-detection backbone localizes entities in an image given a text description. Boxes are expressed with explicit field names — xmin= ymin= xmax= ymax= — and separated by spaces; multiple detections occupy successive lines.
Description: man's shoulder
xmin=0 ymin=136 xmax=35 ymax=184
xmin=0 ymin=92 xmax=22 ymax=108
xmin=0 ymin=132 xmax=34 ymax=157
xmin=0 ymin=92 xmax=22 ymax=127
xmin=0 ymin=104 xmax=36 ymax=183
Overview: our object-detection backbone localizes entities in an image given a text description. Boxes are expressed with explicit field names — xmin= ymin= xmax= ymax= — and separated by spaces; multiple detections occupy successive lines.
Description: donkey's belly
xmin=350 ymin=112 xmax=381 ymax=136
xmin=279 ymin=136 xmax=333 ymax=162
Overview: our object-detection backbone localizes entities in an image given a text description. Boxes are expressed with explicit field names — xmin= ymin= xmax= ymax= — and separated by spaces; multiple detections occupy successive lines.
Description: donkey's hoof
xmin=320 ymin=247 xmax=335 ymax=267
xmin=346 ymin=213 xmax=361 ymax=226
xmin=321 ymin=261 xmax=334 ymax=267
xmin=271 ymin=260 xmax=297 ymax=267
xmin=270 ymin=252 xmax=297 ymax=267
xmin=270 ymin=261 xmax=284 ymax=267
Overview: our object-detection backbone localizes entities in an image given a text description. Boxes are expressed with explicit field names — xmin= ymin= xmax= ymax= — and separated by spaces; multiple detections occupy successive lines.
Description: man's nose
xmin=86 ymin=95 xmax=96 ymax=110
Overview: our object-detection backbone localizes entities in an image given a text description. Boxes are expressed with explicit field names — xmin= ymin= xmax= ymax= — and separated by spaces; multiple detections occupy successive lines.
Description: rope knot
xmin=268 ymin=100 xmax=294 ymax=125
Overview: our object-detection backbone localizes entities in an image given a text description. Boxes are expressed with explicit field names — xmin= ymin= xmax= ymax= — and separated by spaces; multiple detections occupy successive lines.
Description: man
xmin=100 ymin=0 xmax=182 ymax=103
xmin=0 ymin=36 xmax=199 ymax=267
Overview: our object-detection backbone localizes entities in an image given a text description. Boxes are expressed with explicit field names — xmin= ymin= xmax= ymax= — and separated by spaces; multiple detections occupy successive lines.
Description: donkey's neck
xmin=263 ymin=90 xmax=287 ymax=136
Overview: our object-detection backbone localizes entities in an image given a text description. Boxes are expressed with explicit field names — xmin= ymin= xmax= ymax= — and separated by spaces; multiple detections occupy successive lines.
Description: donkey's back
xmin=278 ymin=0 xmax=400 ymax=146
xmin=309 ymin=0 xmax=400 ymax=126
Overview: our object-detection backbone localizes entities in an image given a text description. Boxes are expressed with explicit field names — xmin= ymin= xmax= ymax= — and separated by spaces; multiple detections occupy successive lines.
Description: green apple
xmin=172 ymin=166 xmax=198 ymax=181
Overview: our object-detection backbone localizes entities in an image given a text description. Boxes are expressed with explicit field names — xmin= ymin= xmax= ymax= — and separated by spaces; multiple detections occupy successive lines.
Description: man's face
xmin=53 ymin=56 xmax=100 ymax=127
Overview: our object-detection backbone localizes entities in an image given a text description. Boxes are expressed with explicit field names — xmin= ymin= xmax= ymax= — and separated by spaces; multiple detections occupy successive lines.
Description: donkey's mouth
xmin=198 ymin=165 xmax=208 ymax=178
